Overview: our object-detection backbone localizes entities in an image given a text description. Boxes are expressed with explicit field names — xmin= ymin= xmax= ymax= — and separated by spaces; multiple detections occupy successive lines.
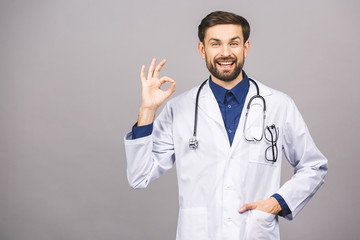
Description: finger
xmin=158 ymin=76 xmax=175 ymax=85
xmin=140 ymin=65 xmax=146 ymax=82
xmin=238 ymin=202 xmax=257 ymax=213
xmin=164 ymin=81 xmax=176 ymax=96
xmin=153 ymin=59 xmax=167 ymax=80
xmin=147 ymin=58 xmax=156 ymax=80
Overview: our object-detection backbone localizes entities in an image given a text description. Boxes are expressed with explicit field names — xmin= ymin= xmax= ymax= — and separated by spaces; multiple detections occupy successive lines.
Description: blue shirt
xmin=131 ymin=71 xmax=291 ymax=217
xmin=208 ymin=73 xmax=249 ymax=146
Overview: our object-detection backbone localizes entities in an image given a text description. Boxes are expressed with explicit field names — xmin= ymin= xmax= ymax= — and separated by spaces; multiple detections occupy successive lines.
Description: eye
xmin=211 ymin=42 xmax=220 ymax=47
xmin=230 ymin=42 xmax=239 ymax=46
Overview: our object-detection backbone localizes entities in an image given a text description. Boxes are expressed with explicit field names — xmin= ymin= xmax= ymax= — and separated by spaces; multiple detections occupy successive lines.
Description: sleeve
xmin=276 ymin=98 xmax=328 ymax=220
xmin=132 ymin=123 xmax=153 ymax=139
xmin=271 ymin=193 xmax=291 ymax=217
xmin=124 ymin=103 xmax=175 ymax=189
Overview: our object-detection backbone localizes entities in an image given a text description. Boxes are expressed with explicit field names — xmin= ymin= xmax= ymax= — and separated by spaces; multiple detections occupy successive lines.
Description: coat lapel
xmin=192 ymin=81 xmax=225 ymax=128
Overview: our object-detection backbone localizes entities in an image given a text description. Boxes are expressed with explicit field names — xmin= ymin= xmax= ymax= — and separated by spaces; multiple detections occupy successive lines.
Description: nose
xmin=220 ymin=44 xmax=231 ymax=57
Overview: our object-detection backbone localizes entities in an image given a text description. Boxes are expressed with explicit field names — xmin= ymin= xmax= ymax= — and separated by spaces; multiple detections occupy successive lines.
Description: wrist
xmin=139 ymin=104 xmax=157 ymax=112
xmin=269 ymin=197 xmax=282 ymax=214
xmin=137 ymin=106 xmax=157 ymax=126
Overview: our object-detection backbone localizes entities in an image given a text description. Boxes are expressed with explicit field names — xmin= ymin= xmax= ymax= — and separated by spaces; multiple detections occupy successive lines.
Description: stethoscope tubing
xmin=190 ymin=78 xmax=266 ymax=149
xmin=192 ymin=79 xmax=208 ymax=138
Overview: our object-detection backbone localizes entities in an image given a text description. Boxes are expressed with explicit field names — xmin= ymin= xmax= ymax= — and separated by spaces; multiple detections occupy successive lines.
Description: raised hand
xmin=137 ymin=58 xmax=176 ymax=126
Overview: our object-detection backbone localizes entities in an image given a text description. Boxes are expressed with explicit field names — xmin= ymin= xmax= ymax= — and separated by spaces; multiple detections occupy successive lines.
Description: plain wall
xmin=0 ymin=0 xmax=359 ymax=239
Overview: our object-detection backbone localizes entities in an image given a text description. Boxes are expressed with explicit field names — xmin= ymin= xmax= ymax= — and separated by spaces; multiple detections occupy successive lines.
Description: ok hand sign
xmin=137 ymin=58 xmax=176 ymax=126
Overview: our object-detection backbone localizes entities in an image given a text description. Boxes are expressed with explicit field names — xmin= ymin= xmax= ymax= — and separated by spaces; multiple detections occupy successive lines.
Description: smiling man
xmin=124 ymin=11 xmax=328 ymax=240
xmin=199 ymin=24 xmax=249 ymax=87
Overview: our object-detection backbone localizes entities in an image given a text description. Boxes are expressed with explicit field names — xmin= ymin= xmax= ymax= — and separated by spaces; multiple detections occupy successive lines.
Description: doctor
xmin=124 ymin=11 xmax=328 ymax=240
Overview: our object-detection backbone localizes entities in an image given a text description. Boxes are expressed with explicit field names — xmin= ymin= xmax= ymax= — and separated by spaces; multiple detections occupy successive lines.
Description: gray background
xmin=0 ymin=0 xmax=359 ymax=239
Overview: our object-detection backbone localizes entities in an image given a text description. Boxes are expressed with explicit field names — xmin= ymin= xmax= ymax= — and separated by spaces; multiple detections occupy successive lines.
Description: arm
xmin=124 ymin=58 xmax=176 ymax=189
xmin=239 ymin=98 xmax=328 ymax=218
xmin=274 ymin=98 xmax=328 ymax=220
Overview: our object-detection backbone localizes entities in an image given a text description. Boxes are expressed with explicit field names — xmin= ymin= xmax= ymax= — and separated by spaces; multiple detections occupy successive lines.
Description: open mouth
xmin=216 ymin=61 xmax=235 ymax=69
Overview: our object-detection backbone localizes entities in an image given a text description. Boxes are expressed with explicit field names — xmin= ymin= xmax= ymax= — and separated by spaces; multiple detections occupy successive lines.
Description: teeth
xmin=218 ymin=62 xmax=233 ymax=65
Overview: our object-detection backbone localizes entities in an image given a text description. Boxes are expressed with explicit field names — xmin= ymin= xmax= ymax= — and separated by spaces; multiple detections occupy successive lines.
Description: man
xmin=124 ymin=11 xmax=328 ymax=240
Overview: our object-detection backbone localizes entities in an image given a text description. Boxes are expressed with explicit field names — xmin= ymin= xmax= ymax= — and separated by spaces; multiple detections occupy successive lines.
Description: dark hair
xmin=198 ymin=11 xmax=250 ymax=43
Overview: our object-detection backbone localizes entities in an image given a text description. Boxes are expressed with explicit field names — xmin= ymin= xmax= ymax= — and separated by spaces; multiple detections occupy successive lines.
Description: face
xmin=198 ymin=24 xmax=250 ymax=82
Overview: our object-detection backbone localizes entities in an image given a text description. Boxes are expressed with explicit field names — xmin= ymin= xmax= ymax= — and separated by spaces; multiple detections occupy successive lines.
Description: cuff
xmin=271 ymin=193 xmax=292 ymax=217
xmin=132 ymin=122 xmax=153 ymax=139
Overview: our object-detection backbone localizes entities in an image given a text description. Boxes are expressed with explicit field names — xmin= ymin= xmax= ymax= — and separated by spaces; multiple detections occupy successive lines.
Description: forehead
xmin=204 ymin=24 xmax=243 ymax=41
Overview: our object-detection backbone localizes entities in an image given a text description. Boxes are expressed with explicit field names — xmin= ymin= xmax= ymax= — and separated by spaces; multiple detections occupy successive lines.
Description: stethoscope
xmin=189 ymin=78 xmax=266 ymax=149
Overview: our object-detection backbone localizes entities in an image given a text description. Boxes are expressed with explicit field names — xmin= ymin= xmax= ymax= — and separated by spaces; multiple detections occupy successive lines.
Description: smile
xmin=216 ymin=61 xmax=235 ymax=69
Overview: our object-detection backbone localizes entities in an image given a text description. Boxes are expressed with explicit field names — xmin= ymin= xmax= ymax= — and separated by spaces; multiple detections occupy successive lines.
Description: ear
xmin=244 ymin=40 xmax=250 ymax=58
xmin=198 ymin=41 xmax=206 ymax=59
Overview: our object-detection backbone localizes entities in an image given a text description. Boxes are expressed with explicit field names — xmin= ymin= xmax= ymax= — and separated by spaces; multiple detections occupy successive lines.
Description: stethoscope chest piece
xmin=189 ymin=137 xmax=198 ymax=150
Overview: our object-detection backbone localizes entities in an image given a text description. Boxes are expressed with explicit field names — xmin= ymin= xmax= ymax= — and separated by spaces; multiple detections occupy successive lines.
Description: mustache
xmin=214 ymin=57 xmax=237 ymax=62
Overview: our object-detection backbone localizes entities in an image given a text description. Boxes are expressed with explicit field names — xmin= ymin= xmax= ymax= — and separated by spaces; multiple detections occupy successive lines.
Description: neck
xmin=210 ymin=72 xmax=243 ymax=90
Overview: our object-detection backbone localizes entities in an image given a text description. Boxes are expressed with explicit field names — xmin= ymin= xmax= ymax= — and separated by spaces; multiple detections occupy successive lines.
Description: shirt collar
xmin=209 ymin=70 xmax=250 ymax=104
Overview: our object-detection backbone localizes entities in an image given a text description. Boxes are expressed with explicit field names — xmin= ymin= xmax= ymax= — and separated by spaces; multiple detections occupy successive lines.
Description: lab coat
xmin=124 ymin=79 xmax=328 ymax=240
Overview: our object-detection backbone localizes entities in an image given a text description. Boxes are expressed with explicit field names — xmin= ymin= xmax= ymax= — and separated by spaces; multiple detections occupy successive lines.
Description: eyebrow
xmin=208 ymin=37 xmax=242 ymax=42
xmin=230 ymin=37 xmax=241 ymax=41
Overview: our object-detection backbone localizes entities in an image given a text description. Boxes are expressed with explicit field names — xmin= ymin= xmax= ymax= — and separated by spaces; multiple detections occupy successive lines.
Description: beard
xmin=205 ymin=55 xmax=244 ymax=82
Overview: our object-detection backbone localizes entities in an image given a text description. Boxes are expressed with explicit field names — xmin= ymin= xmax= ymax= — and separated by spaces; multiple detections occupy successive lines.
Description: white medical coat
xmin=124 ymin=79 xmax=328 ymax=240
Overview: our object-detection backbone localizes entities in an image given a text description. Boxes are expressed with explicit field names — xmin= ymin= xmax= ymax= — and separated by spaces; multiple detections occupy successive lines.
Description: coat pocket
xmin=176 ymin=208 xmax=208 ymax=240
xmin=245 ymin=209 xmax=279 ymax=240
xmin=248 ymin=142 xmax=279 ymax=167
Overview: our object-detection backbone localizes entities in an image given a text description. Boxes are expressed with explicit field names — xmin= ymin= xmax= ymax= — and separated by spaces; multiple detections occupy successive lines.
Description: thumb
xmin=238 ymin=202 xmax=257 ymax=214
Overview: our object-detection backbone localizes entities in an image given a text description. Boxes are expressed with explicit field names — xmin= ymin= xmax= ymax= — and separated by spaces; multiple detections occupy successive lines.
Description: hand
xmin=238 ymin=197 xmax=281 ymax=215
xmin=138 ymin=58 xmax=176 ymax=126
xmin=140 ymin=58 xmax=176 ymax=109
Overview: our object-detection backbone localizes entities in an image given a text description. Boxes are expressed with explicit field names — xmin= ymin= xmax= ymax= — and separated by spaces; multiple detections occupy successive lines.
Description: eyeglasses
xmin=264 ymin=125 xmax=279 ymax=162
